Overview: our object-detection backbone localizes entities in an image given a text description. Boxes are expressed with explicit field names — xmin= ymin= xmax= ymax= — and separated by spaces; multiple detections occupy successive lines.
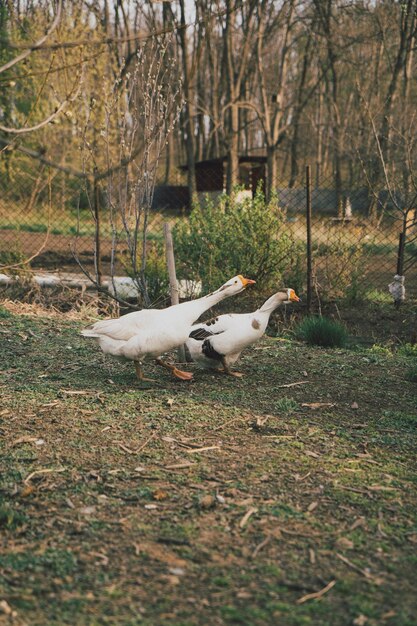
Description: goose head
xmin=259 ymin=288 xmax=300 ymax=313
xmin=217 ymin=275 xmax=256 ymax=296
xmin=283 ymin=288 xmax=300 ymax=304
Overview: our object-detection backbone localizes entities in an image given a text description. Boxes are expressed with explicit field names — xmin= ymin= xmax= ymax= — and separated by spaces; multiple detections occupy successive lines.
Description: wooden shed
xmin=180 ymin=155 xmax=267 ymax=195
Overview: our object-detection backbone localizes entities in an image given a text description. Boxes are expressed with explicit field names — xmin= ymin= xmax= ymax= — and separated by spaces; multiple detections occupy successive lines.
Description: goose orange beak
xmin=290 ymin=290 xmax=300 ymax=302
xmin=240 ymin=276 xmax=256 ymax=287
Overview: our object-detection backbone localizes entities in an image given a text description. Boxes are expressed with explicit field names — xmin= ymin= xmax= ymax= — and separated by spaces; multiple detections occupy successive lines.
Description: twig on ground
xmin=24 ymin=468 xmax=66 ymax=484
xmin=186 ymin=446 xmax=220 ymax=454
xmin=278 ymin=381 xmax=310 ymax=388
xmin=164 ymin=462 xmax=197 ymax=470
xmin=239 ymin=507 xmax=258 ymax=529
xmin=296 ymin=579 xmax=337 ymax=604
xmin=336 ymin=553 xmax=373 ymax=579
xmin=252 ymin=535 xmax=271 ymax=558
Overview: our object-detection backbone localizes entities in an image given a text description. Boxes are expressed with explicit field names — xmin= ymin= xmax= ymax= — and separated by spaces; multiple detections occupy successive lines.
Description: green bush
xmin=295 ymin=316 xmax=348 ymax=348
xmin=406 ymin=364 xmax=417 ymax=383
xmin=121 ymin=240 xmax=169 ymax=306
xmin=173 ymin=188 xmax=303 ymax=294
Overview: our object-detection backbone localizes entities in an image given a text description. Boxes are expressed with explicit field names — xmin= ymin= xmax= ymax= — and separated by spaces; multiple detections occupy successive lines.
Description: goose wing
xmin=81 ymin=309 xmax=159 ymax=342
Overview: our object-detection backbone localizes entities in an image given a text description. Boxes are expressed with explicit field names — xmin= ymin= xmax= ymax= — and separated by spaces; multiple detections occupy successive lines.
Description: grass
xmin=0 ymin=301 xmax=417 ymax=625
xmin=294 ymin=315 xmax=349 ymax=347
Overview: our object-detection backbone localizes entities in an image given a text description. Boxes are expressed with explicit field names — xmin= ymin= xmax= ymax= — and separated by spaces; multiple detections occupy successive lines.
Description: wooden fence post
xmin=306 ymin=165 xmax=313 ymax=314
xmin=164 ymin=222 xmax=186 ymax=363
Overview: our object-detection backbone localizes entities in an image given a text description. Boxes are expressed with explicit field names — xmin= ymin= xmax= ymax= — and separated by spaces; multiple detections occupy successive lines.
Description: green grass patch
xmin=295 ymin=316 xmax=349 ymax=348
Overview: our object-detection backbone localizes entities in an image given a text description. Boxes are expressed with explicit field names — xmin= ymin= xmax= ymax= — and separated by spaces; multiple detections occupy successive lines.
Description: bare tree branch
xmin=0 ymin=0 xmax=63 ymax=74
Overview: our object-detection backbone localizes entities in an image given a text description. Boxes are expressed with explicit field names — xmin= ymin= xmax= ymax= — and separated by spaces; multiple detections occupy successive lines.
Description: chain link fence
xmin=1 ymin=155 xmax=416 ymax=306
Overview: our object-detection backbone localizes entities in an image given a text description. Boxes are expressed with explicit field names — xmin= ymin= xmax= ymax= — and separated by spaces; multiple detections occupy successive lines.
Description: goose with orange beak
xmin=185 ymin=288 xmax=300 ymax=377
xmin=81 ymin=275 xmax=255 ymax=382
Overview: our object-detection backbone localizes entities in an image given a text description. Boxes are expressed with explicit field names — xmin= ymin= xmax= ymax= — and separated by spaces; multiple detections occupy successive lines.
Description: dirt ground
xmin=0 ymin=299 xmax=416 ymax=626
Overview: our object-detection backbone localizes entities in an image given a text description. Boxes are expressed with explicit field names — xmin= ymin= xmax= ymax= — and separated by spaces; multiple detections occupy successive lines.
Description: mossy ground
xmin=0 ymin=301 xmax=416 ymax=626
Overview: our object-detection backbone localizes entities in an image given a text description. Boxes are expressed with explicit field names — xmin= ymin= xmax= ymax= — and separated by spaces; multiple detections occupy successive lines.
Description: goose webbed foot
xmin=155 ymin=358 xmax=193 ymax=381
xmin=220 ymin=358 xmax=244 ymax=378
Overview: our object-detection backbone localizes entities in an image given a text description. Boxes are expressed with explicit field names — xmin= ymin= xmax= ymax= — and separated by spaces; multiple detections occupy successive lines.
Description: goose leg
xmin=155 ymin=358 xmax=193 ymax=381
xmin=134 ymin=361 xmax=154 ymax=382
xmin=220 ymin=358 xmax=244 ymax=378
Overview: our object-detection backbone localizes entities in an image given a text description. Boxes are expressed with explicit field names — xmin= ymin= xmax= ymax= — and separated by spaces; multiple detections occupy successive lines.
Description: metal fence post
xmin=306 ymin=165 xmax=313 ymax=313
xmin=396 ymin=231 xmax=406 ymax=276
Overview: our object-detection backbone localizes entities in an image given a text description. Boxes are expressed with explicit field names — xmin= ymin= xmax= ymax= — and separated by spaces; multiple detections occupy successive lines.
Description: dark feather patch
xmin=189 ymin=328 xmax=214 ymax=341
xmin=202 ymin=339 xmax=224 ymax=361
xmin=206 ymin=317 xmax=219 ymax=326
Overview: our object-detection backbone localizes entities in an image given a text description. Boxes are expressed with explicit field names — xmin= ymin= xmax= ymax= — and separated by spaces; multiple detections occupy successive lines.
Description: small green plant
xmin=295 ymin=316 xmax=348 ymax=348
xmin=398 ymin=343 xmax=417 ymax=357
xmin=0 ymin=306 xmax=13 ymax=319
xmin=274 ymin=397 xmax=299 ymax=412
xmin=0 ymin=505 xmax=27 ymax=530
xmin=406 ymin=364 xmax=417 ymax=383
xmin=365 ymin=289 xmax=392 ymax=304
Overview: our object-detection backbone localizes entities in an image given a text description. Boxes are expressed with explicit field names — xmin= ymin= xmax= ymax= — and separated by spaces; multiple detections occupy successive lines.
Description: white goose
xmin=185 ymin=288 xmax=300 ymax=377
xmin=81 ymin=275 xmax=256 ymax=381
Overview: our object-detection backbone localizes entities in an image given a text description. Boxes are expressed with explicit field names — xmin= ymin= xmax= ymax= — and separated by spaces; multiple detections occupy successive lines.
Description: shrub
xmin=406 ymin=365 xmax=417 ymax=383
xmin=295 ymin=316 xmax=348 ymax=348
xmin=173 ymin=188 xmax=303 ymax=295
xmin=121 ymin=240 xmax=169 ymax=306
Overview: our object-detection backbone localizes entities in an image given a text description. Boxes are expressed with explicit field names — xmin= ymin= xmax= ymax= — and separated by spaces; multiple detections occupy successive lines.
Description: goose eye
xmin=234 ymin=280 xmax=238 ymax=284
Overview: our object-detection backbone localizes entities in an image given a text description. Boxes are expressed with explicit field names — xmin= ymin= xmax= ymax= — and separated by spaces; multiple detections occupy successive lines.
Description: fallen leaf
xmin=309 ymin=548 xmax=316 ymax=564
xmin=144 ymin=504 xmax=158 ymax=510
xmin=79 ymin=506 xmax=96 ymax=516
xmin=200 ymin=494 xmax=215 ymax=509
xmin=137 ymin=542 xmax=187 ymax=567
xmin=381 ymin=611 xmax=397 ymax=620
xmin=166 ymin=398 xmax=175 ymax=407
xmin=153 ymin=490 xmax=168 ymax=501
xmin=336 ymin=537 xmax=354 ymax=550
xmin=166 ymin=575 xmax=180 ymax=585
xmin=353 ymin=615 xmax=368 ymax=626
xmin=351 ymin=402 xmax=359 ymax=410
xmin=21 ymin=485 xmax=35 ymax=497
xmin=168 ymin=567 xmax=185 ymax=576
xmin=307 ymin=501 xmax=318 ymax=513
xmin=0 ymin=600 xmax=16 ymax=617
xmin=350 ymin=517 xmax=366 ymax=531
xmin=305 ymin=450 xmax=320 ymax=458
